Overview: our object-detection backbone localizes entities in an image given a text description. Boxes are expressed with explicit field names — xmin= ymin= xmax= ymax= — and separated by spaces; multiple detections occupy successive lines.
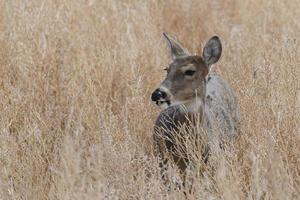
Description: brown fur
xmin=152 ymin=34 xmax=239 ymax=189
xmin=161 ymin=56 xmax=208 ymax=104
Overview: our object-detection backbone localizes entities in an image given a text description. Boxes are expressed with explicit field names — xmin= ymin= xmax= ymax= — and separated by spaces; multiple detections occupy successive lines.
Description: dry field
xmin=0 ymin=0 xmax=299 ymax=199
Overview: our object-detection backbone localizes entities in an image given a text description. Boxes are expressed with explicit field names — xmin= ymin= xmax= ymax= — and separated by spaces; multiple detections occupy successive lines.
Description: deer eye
xmin=184 ymin=70 xmax=196 ymax=76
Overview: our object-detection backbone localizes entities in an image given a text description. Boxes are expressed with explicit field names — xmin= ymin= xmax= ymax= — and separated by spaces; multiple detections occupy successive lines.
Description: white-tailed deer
xmin=151 ymin=33 xmax=239 ymax=176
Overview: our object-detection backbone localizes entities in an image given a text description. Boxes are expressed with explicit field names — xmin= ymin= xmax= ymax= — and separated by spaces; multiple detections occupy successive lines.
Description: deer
xmin=151 ymin=33 xmax=239 ymax=186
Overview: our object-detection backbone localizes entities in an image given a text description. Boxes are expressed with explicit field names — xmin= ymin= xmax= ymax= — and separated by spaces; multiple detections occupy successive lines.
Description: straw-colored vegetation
xmin=0 ymin=0 xmax=299 ymax=199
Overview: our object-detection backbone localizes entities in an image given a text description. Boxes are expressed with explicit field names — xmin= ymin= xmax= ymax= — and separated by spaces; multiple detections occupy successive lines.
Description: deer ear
xmin=163 ymin=33 xmax=189 ymax=60
xmin=203 ymin=36 xmax=222 ymax=67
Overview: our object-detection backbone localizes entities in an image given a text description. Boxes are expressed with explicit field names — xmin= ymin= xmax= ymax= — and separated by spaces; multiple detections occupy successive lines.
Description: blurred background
xmin=0 ymin=1 xmax=299 ymax=199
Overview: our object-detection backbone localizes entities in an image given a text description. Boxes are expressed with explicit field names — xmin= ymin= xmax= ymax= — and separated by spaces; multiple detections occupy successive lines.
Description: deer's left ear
xmin=203 ymin=36 xmax=222 ymax=67
xmin=163 ymin=33 xmax=189 ymax=60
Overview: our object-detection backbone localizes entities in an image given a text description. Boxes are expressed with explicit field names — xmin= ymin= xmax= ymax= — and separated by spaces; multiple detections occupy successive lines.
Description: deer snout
xmin=151 ymin=88 xmax=171 ymax=108
xmin=151 ymin=88 xmax=167 ymax=102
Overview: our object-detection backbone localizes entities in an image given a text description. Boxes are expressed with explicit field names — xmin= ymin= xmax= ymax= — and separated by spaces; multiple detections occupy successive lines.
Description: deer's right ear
xmin=163 ymin=33 xmax=189 ymax=60
xmin=203 ymin=36 xmax=222 ymax=67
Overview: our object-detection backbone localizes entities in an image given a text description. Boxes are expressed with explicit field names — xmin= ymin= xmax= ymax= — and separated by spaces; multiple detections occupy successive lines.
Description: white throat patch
xmin=182 ymin=97 xmax=203 ymax=113
xmin=170 ymin=97 xmax=203 ymax=114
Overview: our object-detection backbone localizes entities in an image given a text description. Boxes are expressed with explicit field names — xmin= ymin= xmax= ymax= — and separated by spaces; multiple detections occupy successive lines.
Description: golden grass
xmin=0 ymin=0 xmax=299 ymax=199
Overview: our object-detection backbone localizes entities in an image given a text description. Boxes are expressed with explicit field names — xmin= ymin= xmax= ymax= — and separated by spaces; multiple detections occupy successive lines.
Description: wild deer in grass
xmin=151 ymin=33 xmax=239 ymax=180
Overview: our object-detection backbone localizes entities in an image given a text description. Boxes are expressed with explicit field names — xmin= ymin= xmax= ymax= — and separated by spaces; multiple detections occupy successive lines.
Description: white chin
xmin=156 ymin=101 xmax=170 ymax=109
xmin=159 ymin=102 xmax=169 ymax=109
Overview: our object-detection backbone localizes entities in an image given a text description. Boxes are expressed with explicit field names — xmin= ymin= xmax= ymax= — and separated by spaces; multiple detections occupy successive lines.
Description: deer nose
xmin=151 ymin=89 xmax=167 ymax=102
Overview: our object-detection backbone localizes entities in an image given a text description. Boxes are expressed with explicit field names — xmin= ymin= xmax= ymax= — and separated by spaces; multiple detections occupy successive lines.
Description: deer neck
xmin=177 ymin=96 xmax=206 ymax=124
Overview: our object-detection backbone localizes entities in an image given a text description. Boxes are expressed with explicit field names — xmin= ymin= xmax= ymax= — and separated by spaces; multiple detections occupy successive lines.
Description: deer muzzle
xmin=151 ymin=88 xmax=170 ymax=107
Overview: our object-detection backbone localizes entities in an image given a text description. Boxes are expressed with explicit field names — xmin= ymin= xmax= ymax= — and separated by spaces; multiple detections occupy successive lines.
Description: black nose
xmin=151 ymin=89 xmax=167 ymax=102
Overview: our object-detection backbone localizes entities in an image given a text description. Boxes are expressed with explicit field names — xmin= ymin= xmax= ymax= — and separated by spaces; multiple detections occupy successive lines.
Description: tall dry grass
xmin=0 ymin=0 xmax=299 ymax=199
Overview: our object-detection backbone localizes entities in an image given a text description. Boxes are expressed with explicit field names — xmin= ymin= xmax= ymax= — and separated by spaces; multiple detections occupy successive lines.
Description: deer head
xmin=151 ymin=33 xmax=222 ymax=113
